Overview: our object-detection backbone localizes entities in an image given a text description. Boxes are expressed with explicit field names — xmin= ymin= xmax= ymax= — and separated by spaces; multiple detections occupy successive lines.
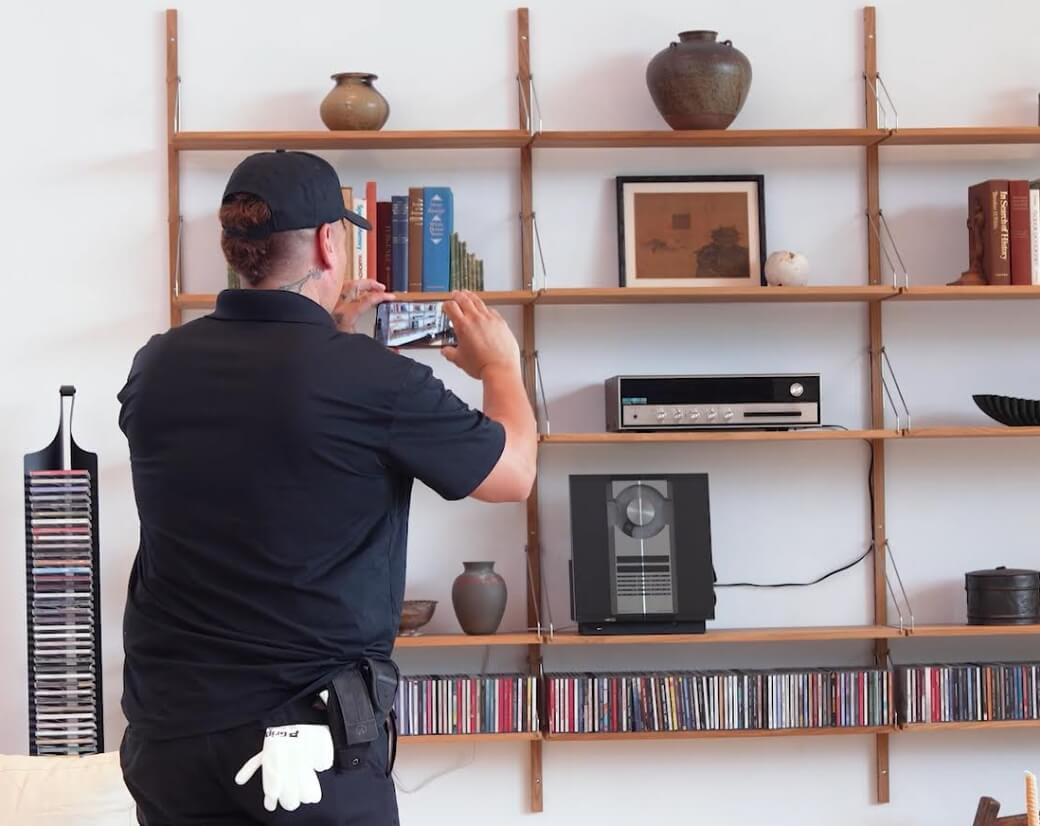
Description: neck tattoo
xmin=278 ymin=269 xmax=322 ymax=294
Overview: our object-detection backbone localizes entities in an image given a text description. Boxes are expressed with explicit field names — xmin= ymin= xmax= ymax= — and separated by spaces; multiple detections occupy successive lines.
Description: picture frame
xmin=616 ymin=175 xmax=766 ymax=288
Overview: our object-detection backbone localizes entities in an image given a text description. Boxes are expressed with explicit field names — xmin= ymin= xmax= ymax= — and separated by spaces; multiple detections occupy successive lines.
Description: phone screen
xmin=374 ymin=301 xmax=456 ymax=348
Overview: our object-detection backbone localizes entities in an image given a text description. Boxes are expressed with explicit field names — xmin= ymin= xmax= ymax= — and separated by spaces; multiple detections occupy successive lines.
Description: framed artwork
xmin=616 ymin=175 xmax=766 ymax=288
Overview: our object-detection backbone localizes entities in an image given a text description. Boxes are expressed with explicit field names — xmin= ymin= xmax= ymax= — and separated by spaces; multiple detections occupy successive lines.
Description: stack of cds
xmin=26 ymin=469 xmax=100 ymax=755
xmin=24 ymin=387 xmax=103 ymax=757
xmin=546 ymin=668 xmax=894 ymax=735
xmin=395 ymin=674 xmax=539 ymax=736
xmin=898 ymin=662 xmax=1040 ymax=725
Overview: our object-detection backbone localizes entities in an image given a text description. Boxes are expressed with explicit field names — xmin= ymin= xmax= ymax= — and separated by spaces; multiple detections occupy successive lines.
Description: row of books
xmin=343 ymin=183 xmax=485 ymax=293
xmin=545 ymin=669 xmax=893 ymax=734
xmin=393 ymin=674 xmax=539 ymax=736
xmin=897 ymin=662 xmax=1040 ymax=725
xmin=967 ymin=179 xmax=1040 ymax=284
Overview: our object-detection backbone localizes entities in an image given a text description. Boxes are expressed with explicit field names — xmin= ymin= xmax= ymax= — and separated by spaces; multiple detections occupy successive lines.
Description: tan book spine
xmin=459 ymin=241 xmax=469 ymax=291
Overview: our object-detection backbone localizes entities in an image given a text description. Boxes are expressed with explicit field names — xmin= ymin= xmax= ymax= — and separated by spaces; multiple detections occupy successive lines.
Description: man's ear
xmin=315 ymin=223 xmax=336 ymax=271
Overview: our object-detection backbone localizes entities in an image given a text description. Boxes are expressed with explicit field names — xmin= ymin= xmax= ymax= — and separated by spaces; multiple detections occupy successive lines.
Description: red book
xmin=375 ymin=201 xmax=393 ymax=289
xmin=968 ymin=180 xmax=1011 ymax=284
xmin=1009 ymin=179 xmax=1032 ymax=285
xmin=365 ymin=181 xmax=378 ymax=281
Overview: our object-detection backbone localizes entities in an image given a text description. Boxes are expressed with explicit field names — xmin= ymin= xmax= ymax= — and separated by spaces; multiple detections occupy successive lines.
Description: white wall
xmin=3 ymin=0 xmax=1040 ymax=823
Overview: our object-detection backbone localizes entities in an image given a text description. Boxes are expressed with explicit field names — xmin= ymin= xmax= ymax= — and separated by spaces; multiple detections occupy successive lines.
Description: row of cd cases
xmin=24 ymin=388 xmax=104 ymax=756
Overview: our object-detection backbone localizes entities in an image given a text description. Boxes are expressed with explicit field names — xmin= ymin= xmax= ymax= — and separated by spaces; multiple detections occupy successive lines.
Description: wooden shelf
xmin=174 ymin=290 xmax=535 ymax=311
xmin=546 ymin=726 xmax=894 ymax=742
xmin=170 ymin=127 xmax=1040 ymax=153
xmin=178 ymin=285 xmax=1040 ymax=312
xmin=883 ymin=127 xmax=1040 ymax=146
xmin=540 ymin=429 xmax=897 ymax=445
xmin=172 ymin=130 xmax=532 ymax=151
xmin=174 ymin=293 xmax=219 ymax=310
xmin=534 ymin=129 xmax=888 ymax=148
xmin=401 ymin=732 xmax=542 ymax=743
xmin=545 ymin=626 xmax=900 ymax=646
xmin=394 ymin=632 xmax=540 ymax=648
xmin=900 ymin=720 xmax=1040 ymax=733
xmin=906 ymin=624 xmax=1040 ymax=638
xmin=537 ymin=286 xmax=897 ymax=305
xmin=895 ymin=285 xmax=1040 ymax=300
xmin=902 ymin=427 xmax=1040 ymax=440
xmin=392 ymin=290 xmax=536 ymax=305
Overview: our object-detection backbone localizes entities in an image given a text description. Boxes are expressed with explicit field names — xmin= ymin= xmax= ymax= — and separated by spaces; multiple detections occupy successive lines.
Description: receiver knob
xmin=790 ymin=382 xmax=805 ymax=398
xmin=672 ymin=408 xmax=683 ymax=420
xmin=723 ymin=409 xmax=734 ymax=421
xmin=707 ymin=409 xmax=718 ymax=420
xmin=655 ymin=408 xmax=666 ymax=421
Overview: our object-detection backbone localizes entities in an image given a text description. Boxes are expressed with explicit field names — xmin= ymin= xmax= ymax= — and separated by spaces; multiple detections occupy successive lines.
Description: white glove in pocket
xmin=234 ymin=724 xmax=334 ymax=812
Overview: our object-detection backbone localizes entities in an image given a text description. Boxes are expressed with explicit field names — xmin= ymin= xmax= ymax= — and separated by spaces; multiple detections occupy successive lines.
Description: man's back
xmin=118 ymin=290 xmax=504 ymax=740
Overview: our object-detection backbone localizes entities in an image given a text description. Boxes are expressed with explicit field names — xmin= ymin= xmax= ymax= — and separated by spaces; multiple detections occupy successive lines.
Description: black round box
xmin=965 ymin=566 xmax=1040 ymax=625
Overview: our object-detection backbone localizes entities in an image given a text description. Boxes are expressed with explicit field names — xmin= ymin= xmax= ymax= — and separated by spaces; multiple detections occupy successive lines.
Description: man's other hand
xmin=441 ymin=291 xmax=521 ymax=380
xmin=333 ymin=279 xmax=393 ymax=334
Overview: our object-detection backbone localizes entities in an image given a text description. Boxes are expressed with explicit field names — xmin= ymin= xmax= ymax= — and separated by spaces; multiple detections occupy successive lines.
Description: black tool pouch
xmin=325 ymin=658 xmax=399 ymax=774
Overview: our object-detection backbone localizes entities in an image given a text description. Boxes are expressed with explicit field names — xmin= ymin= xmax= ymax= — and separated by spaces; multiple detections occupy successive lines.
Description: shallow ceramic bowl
xmin=973 ymin=394 xmax=1040 ymax=427
xmin=398 ymin=600 xmax=437 ymax=635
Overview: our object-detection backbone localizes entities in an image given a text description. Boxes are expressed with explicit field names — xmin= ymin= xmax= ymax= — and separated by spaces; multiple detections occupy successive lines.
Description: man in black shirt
xmin=117 ymin=150 xmax=536 ymax=825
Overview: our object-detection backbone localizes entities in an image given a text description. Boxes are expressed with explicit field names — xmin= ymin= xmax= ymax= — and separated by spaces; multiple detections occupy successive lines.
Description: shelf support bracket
xmin=866 ymin=210 xmax=910 ymax=289
xmin=883 ymin=540 xmax=915 ymax=632
xmin=879 ymin=347 xmax=911 ymax=432
xmin=863 ymin=72 xmax=899 ymax=131
xmin=173 ymin=215 xmax=184 ymax=298
xmin=532 ymin=350 xmax=552 ymax=435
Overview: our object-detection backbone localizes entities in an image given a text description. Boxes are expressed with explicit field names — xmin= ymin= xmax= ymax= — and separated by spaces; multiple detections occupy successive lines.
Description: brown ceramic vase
xmin=451 ymin=561 xmax=507 ymax=636
xmin=646 ymin=31 xmax=752 ymax=130
xmin=319 ymin=72 xmax=390 ymax=131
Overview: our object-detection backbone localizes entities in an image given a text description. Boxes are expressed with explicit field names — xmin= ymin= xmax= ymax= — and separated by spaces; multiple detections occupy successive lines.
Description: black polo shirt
xmin=118 ymin=289 xmax=505 ymax=740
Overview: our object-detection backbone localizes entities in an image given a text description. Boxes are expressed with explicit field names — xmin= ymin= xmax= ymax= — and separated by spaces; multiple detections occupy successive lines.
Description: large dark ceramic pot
xmin=451 ymin=561 xmax=507 ymax=635
xmin=646 ymin=31 xmax=752 ymax=130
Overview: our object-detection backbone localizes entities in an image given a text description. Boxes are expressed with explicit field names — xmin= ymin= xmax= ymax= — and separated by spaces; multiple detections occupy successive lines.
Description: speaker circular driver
xmin=613 ymin=484 xmax=668 ymax=539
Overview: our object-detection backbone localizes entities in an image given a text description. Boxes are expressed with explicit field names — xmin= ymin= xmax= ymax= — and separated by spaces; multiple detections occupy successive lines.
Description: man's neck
xmin=247 ymin=268 xmax=330 ymax=311
xmin=272 ymin=267 xmax=323 ymax=296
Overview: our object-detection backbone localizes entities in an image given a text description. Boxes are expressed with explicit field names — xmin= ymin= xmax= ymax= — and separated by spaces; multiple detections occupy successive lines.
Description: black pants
xmin=120 ymin=720 xmax=399 ymax=826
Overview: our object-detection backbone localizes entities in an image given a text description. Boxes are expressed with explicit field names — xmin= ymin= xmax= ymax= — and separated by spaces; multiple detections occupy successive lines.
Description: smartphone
xmin=374 ymin=301 xmax=457 ymax=348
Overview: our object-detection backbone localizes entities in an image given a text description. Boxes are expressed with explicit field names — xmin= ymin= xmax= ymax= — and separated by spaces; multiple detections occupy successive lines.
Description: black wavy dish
xmin=973 ymin=394 xmax=1040 ymax=427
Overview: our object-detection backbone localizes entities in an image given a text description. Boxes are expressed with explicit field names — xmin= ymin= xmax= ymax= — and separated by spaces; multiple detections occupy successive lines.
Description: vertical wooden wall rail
xmin=516 ymin=7 xmax=544 ymax=814
xmin=863 ymin=5 xmax=890 ymax=805
xmin=166 ymin=9 xmax=182 ymax=328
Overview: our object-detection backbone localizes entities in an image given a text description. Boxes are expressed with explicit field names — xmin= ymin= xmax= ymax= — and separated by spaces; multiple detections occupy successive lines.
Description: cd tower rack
xmin=23 ymin=385 xmax=104 ymax=756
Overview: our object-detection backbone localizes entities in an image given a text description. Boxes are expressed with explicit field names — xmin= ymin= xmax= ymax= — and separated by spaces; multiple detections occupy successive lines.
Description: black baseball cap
xmin=221 ymin=150 xmax=370 ymax=239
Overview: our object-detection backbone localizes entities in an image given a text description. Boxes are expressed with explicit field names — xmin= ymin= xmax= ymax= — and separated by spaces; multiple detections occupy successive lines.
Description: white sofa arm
xmin=0 ymin=752 xmax=136 ymax=825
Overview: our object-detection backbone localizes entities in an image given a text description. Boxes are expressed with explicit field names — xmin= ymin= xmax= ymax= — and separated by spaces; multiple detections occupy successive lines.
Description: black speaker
xmin=569 ymin=474 xmax=715 ymax=635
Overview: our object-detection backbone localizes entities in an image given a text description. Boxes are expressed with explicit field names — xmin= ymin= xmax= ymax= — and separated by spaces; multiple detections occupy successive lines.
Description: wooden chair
xmin=974 ymin=796 xmax=1027 ymax=826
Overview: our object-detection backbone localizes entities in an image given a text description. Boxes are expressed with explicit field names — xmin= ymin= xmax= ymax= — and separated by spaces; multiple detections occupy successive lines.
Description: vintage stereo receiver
xmin=605 ymin=374 xmax=821 ymax=431
xmin=569 ymin=473 xmax=715 ymax=635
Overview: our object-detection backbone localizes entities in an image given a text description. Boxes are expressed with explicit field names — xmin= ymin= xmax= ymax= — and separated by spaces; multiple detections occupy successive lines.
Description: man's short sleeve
xmin=117 ymin=334 xmax=162 ymax=436
xmin=386 ymin=361 xmax=506 ymax=500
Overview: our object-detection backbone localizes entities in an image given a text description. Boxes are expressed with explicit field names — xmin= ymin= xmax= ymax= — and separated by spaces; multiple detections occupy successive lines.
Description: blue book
xmin=390 ymin=196 xmax=409 ymax=293
xmin=421 ymin=187 xmax=453 ymax=291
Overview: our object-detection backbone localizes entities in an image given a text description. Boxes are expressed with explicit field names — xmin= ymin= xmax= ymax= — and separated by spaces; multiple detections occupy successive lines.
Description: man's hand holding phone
xmin=441 ymin=292 xmax=521 ymax=380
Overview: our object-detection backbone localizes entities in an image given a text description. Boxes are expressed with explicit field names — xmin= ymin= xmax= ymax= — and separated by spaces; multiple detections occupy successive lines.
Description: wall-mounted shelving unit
xmin=164 ymin=5 xmax=1040 ymax=814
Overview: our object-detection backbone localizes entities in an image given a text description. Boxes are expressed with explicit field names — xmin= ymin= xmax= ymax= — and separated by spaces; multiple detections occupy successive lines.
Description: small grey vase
xmin=451 ymin=561 xmax=507 ymax=635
